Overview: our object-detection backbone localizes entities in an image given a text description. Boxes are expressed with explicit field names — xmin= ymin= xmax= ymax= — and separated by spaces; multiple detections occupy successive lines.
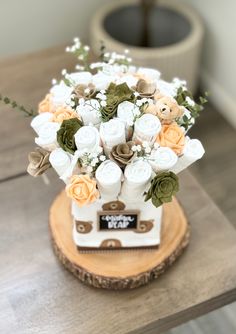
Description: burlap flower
xmin=27 ymin=147 xmax=51 ymax=177
xmin=57 ymin=118 xmax=82 ymax=154
xmin=144 ymin=171 xmax=179 ymax=207
xmin=154 ymin=96 xmax=184 ymax=123
xmin=66 ymin=174 xmax=99 ymax=207
xmin=156 ymin=122 xmax=185 ymax=155
xmin=101 ymin=82 xmax=134 ymax=121
xmin=74 ymin=83 xmax=96 ymax=100
xmin=110 ymin=141 xmax=136 ymax=168
xmin=136 ymin=79 xmax=156 ymax=98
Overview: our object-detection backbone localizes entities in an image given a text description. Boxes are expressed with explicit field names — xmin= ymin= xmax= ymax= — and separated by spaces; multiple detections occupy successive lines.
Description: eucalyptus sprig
xmin=175 ymin=87 xmax=208 ymax=130
xmin=0 ymin=94 xmax=36 ymax=117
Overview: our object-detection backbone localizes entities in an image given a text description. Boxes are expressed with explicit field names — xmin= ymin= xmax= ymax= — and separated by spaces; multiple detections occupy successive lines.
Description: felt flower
xmin=51 ymin=106 xmax=79 ymax=123
xmin=136 ymin=79 xmax=156 ymax=98
xmin=101 ymin=82 xmax=134 ymax=121
xmin=74 ymin=83 xmax=96 ymax=100
xmin=144 ymin=171 xmax=179 ymax=207
xmin=27 ymin=147 xmax=51 ymax=177
xmin=66 ymin=174 xmax=99 ymax=207
xmin=57 ymin=118 xmax=82 ymax=154
xmin=38 ymin=94 xmax=54 ymax=114
xmin=110 ymin=141 xmax=136 ymax=168
xmin=156 ymin=123 xmax=185 ymax=155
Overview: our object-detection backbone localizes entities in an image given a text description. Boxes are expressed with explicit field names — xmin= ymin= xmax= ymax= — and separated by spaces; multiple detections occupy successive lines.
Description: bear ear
xmin=102 ymin=201 xmax=126 ymax=211
xmin=75 ymin=220 xmax=93 ymax=234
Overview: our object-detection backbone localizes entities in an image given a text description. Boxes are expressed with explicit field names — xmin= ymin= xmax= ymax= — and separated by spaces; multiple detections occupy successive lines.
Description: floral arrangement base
xmin=49 ymin=191 xmax=190 ymax=289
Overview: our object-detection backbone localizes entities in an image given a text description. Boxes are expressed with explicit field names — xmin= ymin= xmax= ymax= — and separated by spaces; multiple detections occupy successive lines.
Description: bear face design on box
xmin=72 ymin=199 xmax=162 ymax=250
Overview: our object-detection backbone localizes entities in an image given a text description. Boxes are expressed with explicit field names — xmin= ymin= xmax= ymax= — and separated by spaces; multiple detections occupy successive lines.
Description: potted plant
xmin=90 ymin=0 xmax=204 ymax=93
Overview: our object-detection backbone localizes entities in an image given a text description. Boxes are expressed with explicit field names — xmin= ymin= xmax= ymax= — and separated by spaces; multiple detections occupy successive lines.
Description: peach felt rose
xmin=38 ymin=94 xmax=54 ymax=114
xmin=66 ymin=175 xmax=99 ymax=207
xmin=156 ymin=123 xmax=185 ymax=155
xmin=51 ymin=106 xmax=79 ymax=123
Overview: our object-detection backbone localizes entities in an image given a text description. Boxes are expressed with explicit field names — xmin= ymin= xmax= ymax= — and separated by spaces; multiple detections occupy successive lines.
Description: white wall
xmin=181 ymin=0 xmax=236 ymax=127
xmin=1 ymin=0 xmax=236 ymax=126
xmin=0 ymin=0 xmax=110 ymax=57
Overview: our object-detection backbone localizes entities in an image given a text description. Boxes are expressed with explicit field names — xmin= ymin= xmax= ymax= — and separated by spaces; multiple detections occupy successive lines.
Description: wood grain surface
xmin=50 ymin=193 xmax=190 ymax=289
xmin=0 ymin=46 xmax=77 ymax=180
xmin=1 ymin=46 xmax=236 ymax=333
xmin=1 ymin=171 xmax=236 ymax=334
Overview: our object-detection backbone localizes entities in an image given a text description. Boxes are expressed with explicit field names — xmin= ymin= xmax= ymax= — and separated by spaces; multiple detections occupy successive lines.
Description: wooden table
xmin=1 ymin=47 xmax=236 ymax=334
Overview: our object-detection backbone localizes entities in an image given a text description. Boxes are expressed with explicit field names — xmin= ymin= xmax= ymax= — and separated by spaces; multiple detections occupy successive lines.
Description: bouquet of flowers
xmin=4 ymin=38 xmax=206 ymax=209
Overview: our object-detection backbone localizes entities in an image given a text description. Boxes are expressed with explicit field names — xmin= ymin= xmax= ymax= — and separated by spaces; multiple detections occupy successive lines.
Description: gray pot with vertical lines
xmin=90 ymin=0 xmax=204 ymax=93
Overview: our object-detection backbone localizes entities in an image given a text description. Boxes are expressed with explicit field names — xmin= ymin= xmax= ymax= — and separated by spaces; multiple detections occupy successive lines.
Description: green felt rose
xmin=144 ymin=171 xmax=179 ymax=208
xmin=101 ymin=82 xmax=134 ymax=121
xmin=57 ymin=118 xmax=82 ymax=154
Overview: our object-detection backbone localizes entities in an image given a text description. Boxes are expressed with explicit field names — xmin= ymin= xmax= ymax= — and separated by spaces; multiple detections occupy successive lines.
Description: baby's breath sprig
xmin=78 ymin=148 xmax=106 ymax=176
xmin=66 ymin=37 xmax=91 ymax=71
xmin=0 ymin=94 xmax=36 ymax=117
xmin=131 ymin=141 xmax=152 ymax=159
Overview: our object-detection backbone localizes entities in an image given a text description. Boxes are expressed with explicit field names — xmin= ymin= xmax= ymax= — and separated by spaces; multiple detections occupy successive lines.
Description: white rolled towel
xmin=67 ymin=71 xmax=92 ymax=85
xmin=171 ymin=139 xmax=205 ymax=174
xmin=95 ymin=160 xmax=122 ymax=201
xmin=92 ymin=71 xmax=112 ymax=91
xmin=133 ymin=114 xmax=161 ymax=144
xmin=59 ymin=150 xmax=80 ymax=184
xmin=50 ymin=81 xmax=73 ymax=107
xmin=137 ymin=67 xmax=161 ymax=81
xmin=116 ymin=75 xmax=138 ymax=88
xmin=31 ymin=112 xmax=53 ymax=135
xmin=49 ymin=148 xmax=72 ymax=179
xmin=149 ymin=147 xmax=178 ymax=172
xmin=74 ymin=125 xmax=101 ymax=154
xmin=35 ymin=122 xmax=60 ymax=151
xmin=117 ymin=101 xmax=139 ymax=139
xmin=120 ymin=159 xmax=152 ymax=201
xmin=76 ymin=99 xmax=101 ymax=127
xmin=100 ymin=119 xmax=126 ymax=156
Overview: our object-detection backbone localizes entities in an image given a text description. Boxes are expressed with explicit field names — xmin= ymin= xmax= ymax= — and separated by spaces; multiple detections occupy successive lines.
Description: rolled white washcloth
xmin=100 ymin=119 xmax=126 ymax=156
xmin=60 ymin=150 xmax=81 ymax=184
xmin=67 ymin=72 xmax=92 ymax=85
xmin=76 ymin=99 xmax=101 ymax=127
xmin=133 ymin=114 xmax=161 ymax=144
xmin=74 ymin=125 xmax=101 ymax=154
xmin=31 ymin=112 xmax=53 ymax=135
xmin=35 ymin=122 xmax=60 ymax=151
xmin=50 ymin=81 xmax=73 ymax=107
xmin=49 ymin=148 xmax=72 ymax=178
xmin=137 ymin=67 xmax=160 ymax=81
xmin=116 ymin=75 xmax=138 ymax=88
xmin=149 ymin=147 xmax=178 ymax=172
xmin=117 ymin=101 xmax=139 ymax=139
xmin=120 ymin=159 xmax=152 ymax=201
xmin=95 ymin=160 xmax=122 ymax=200
xmin=171 ymin=139 xmax=205 ymax=174
xmin=92 ymin=71 xmax=112 ymax=91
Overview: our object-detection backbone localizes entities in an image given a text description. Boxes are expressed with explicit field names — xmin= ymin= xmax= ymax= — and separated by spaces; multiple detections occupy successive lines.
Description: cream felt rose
xmin=66 ymin=174 xmax=99 ymax=207
xmin=51 ymin=106 xmax=79 ymax=123
xmin=156 ymin=123 xmax=185 ymax=155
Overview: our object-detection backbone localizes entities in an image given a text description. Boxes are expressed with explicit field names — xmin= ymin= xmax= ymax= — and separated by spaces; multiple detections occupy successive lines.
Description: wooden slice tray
xmin=49 ymin=191 xmax=190 ymax=290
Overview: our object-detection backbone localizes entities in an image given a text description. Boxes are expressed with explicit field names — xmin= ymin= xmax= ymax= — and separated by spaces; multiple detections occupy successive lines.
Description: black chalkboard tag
xmin=97 ymin=210 xmax=140 ymax=231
